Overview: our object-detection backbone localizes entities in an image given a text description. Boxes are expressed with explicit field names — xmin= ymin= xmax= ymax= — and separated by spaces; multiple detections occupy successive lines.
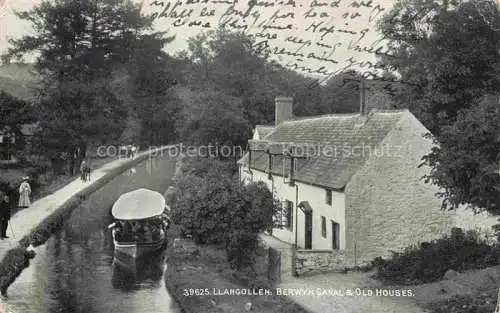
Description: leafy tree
xmin=175 ymin=88 xmax=251 ymax=149
xmin=0 ymin=91 xmax=34 ymax=128
xmin=377 ymin=0 xmax=500 ymax=212
xmin=37 ymin=78 xmax=126 ymax=160
xmin=183 ymin=29 xmax=274 ymax=127
xmin=0 ymin=91 xmax=36 ymax=159
xmin=3 ymin=0 xmax=171 ymax=172
xmin=422 ymin=95 xmax=500 ymax=213
xmin=113 ymin=32 xmax=179 ymax=146
xmin=378 ymin=0 xmax=500 ymax=135
xmin=181 ymin=29 xmax=365 ymax=135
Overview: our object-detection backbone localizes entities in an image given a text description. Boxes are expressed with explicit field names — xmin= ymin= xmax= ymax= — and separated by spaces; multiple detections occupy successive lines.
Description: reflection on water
xmin=111 ymin=251 xmax=166 ymax=292
xmin=126 ymin=167 xmax=137 ymax=176
xmin=146 ymin=156 xmax=157 ymax=175
xmin=2 ymin=155 xmax=180 ymax=313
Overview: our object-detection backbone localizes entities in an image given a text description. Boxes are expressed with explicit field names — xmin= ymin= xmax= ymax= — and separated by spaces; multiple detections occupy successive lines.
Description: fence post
xmin=291 ymin=244 xmax=297 ymax=277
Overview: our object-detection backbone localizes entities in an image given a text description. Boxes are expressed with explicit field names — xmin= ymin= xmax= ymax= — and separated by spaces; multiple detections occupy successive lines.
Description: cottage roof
xmin=239 ymin=110 xmax=412 ymax=189
xmin=254 ymin=125 xmax=275 ymax=139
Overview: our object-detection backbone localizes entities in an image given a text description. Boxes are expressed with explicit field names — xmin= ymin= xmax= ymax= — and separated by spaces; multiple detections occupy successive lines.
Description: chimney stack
xmin=275 ymin=96 xmax=294 ymax=127
xmin=359 ymin=79 xmax=367 ymax=116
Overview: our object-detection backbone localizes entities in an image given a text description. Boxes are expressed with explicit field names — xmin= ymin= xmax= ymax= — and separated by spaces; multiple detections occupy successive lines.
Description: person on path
xmin=84 ymin=160 xmax=92 ymax=181
xmin=126 ymin=145 xmax=133 ymax=158
xmin=80 ymin=160 xmax=89 ymax=182
xmin=0 ymin=193 xmax=12 ymax=239
xmin=18 ymin=177 xmax=31 ymax=209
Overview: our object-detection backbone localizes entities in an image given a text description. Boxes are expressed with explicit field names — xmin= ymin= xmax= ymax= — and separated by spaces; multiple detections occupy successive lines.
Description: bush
xmin=372 ymin=228 xmax=500 ymax=285
xmin=0 ymin=247 xmax=36 ymax=295
xmin=170 ymin=157 xmax=278 ymax=269
xmin=425 ymin=293 xmax=496 ymax=313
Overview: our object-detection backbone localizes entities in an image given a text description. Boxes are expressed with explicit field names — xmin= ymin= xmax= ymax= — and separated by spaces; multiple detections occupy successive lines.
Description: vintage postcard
xmin=0 ymin=0 xmax=499 ymax=312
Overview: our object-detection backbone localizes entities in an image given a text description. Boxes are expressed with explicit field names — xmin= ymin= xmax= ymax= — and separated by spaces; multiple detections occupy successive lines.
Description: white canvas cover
xmin=111 ymin=188 xmax=167 ymax=220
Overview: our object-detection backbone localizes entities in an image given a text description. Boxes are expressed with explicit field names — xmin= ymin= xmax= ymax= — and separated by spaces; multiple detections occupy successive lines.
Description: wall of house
xmin=344 ymin=112 xmax=455 ymax=263
xmin=448 ymin=207 xmax=498 ymax=242
xmin=239 ymin=166 xmax=346 ymax=250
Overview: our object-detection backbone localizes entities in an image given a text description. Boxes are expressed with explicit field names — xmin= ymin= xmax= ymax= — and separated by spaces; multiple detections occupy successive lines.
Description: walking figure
xmin=0 ymin=193 xmax=12 ymax=239
xmin=85 ymin=162 xmax=92 ymax=181
xmin=18 ymin=177 xmax=31 ymax=209
xmin=80 ymin=160 xmax=87 ymax=181
xmin=80 ymin=160 xmax=91 ymax=182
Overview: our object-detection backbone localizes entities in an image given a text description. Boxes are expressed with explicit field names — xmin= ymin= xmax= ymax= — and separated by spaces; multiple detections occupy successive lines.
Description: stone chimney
xmin=275 ymin=96 xmax=294 ymax=127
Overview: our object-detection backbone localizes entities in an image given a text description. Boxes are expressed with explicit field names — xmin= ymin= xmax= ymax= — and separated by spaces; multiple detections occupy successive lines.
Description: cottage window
xmin=321 ymin=216 xmax=326 ymax=238
xmin=282 ymin=200 xmax=293 ymax=229
xmin=326 ymin=189 xmax=332 ymax=205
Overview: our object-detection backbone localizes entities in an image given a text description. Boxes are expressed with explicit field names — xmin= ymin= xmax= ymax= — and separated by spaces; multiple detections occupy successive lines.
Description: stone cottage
xmin=238 ymin=96 xmax=496 ymax=263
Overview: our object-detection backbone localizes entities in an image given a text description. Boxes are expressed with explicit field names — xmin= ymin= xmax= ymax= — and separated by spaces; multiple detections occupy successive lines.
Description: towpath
xmin=0 ymin=147 xmax=169 ymax=261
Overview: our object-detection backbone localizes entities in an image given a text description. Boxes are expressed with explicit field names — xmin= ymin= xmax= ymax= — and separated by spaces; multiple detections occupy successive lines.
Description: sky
xmin=0 ymin=0 xmax=396 ymax=78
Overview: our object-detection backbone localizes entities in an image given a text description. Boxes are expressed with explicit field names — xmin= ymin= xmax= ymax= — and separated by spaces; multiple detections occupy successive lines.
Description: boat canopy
xmin=112 ymin=188 xmax=168 ymax=220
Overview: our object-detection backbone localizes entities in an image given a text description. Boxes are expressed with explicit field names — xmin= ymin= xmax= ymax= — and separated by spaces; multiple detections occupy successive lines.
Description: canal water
xmin=2 ymin=155 xmax=181 ymax=313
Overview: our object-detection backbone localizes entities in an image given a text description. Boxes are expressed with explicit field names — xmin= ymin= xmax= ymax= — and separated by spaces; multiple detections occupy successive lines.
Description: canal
xmin=3 ymin=155 xmax=181 ymax=313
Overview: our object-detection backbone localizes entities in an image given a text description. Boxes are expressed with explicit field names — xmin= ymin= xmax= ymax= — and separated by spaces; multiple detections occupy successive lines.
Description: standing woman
xmin=18 ymin=176 xmax=31 ymax=209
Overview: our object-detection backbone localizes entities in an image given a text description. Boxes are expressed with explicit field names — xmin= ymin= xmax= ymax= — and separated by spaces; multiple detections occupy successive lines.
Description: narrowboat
xmin=108 ymin=188 xmax=170 ymax=260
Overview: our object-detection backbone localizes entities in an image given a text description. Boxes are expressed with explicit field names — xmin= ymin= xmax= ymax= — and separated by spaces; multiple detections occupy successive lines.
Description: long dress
xmin=18 ymin=181 xmax=31 ymax=208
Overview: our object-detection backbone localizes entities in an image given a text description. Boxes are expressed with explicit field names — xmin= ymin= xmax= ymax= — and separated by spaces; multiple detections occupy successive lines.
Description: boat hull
xmin=112 ymin=228 xmax=167 ymax=261
xmin=114 ymin=239 xmax=166 ymax=259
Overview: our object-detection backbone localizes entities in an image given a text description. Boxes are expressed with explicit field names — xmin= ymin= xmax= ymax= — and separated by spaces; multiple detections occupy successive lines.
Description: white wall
xmin=240 ymin=166 xmax=346 ymax=250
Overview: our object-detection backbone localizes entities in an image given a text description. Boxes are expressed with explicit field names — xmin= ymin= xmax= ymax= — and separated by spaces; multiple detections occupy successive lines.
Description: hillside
xmin=0 ymin=63 xmax=38 ymax=100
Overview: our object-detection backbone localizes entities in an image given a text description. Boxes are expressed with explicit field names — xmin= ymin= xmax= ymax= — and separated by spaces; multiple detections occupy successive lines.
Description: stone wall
xmin=258 ymin=235 xmax=296 ymax=280
xmin=295 ymin=250 xmax=348 ymax=276
xmin=344 ymin=113 xmax=455 ymax=264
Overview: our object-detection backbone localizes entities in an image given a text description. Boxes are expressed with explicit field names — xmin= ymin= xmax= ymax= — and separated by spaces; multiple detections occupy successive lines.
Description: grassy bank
xmin=164 ymin=224 xmax=312 ymax=313
xmin=0 ymin=147 xmax=172 ymax=295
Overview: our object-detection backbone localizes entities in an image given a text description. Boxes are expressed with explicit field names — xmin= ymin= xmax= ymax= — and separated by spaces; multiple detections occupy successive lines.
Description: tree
xmin=0 ymin=91 xmax=35 ymax=160
xmin=0 ymin=91 xmax=34 ymax=128
xmin=112 ymin=31 xmax=179 ymax=146
xmin=378 ymin=0 xmax=500 ymax=211
xmin=3 ymin=0 xmax=171 ymax=172
xmin=175 ymin=88 xmax=251 ymax=150
xmin=422 ymin=95 xmax=500 ymax=213
xmin=379 ymin=0 xmax=500 ymax=135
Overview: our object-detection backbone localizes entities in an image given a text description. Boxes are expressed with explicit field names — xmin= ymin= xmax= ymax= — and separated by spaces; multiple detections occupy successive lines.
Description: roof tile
xmin=240 ymin=110 xmax=409 ymax=189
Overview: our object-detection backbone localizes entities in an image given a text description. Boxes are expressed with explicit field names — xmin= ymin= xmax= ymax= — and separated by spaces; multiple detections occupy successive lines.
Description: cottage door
xmin=304 ymin=211 xmax=312 ymax=249
xmin=331 ymin=221 xmax=339 ymax=250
